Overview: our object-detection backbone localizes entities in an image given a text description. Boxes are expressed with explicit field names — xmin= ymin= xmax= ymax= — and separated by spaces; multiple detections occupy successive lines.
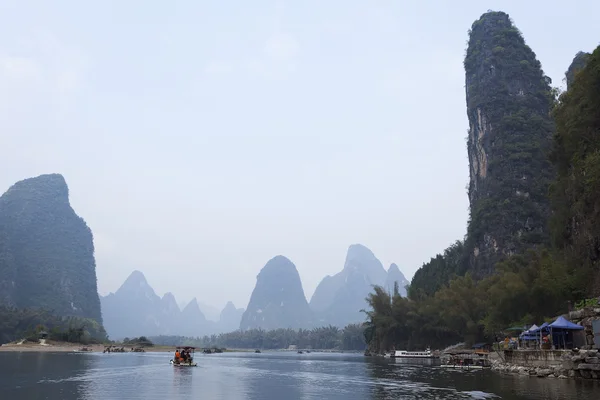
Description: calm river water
xmin=1 ymin=351 xmax=598 ymax=399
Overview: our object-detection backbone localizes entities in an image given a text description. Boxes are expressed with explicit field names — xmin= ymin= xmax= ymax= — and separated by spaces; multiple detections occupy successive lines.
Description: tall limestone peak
xmin=385 ymin=263 xmax=409 ymax=297
xmin=565 ymin=51 xmax=591 ymax=89
xmin=0 ymin=174 xmax=102 ymax=323
xmin=240 ymin=256 xmax=312 ymax=330
xmin=464 ymin=11 xmax=554 ymax=276
xmin=310 ymin=244 xmax=387 ymax=326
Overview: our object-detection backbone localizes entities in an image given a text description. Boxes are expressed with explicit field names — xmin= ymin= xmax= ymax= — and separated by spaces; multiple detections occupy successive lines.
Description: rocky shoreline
xmin=492 ymin=349 xmax=600 ymax=380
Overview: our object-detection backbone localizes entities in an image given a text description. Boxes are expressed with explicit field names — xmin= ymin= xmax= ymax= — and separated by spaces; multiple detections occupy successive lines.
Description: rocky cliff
xmin=565 ymin=51 xmax=591 ymax=89
xmin=464 ymin=11 xmax=555 ymax=276
xmin=0 ymin=174 xmax=103 ymax=322
xmin=310 ymin=244 xmax=388 ymax=327
xmin=240 ymin=256 xmax=313 ymax=330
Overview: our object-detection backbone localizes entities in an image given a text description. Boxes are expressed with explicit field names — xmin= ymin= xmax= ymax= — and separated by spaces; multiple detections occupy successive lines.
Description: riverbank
xmin=0 ymin=341 xmax=105 ymax=352
xmin=0 ymin=341 xmax=260 ymax=353
xmin=492 ymin=349 xmax=600 ymax=380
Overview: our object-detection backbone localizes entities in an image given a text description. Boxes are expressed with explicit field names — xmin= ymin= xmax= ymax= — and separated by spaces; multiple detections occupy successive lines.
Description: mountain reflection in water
xmin=0 ymin=352 xmax=598 ymax=399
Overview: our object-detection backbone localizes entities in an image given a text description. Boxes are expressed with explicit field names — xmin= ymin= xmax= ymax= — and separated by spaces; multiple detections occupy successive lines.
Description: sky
xmin=1 ymin=1 xmax=599 ymax=311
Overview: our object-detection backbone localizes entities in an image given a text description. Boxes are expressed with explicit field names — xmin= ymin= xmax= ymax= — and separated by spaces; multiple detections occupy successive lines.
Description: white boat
xmin=393 ymin=349 xmax=439 ymax=359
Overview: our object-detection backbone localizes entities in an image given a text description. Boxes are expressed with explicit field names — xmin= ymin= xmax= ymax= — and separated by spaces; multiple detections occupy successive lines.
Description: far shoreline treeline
xmin=148 ymin=324 xmax=367 ymax=351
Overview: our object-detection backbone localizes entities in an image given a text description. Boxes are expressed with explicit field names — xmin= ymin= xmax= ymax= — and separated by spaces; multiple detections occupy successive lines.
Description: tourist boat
xmin=170 ymin=346 xmax=198 ymax=367
xmin=441 ymin=350 xmax=490 ymax=370
xmin=393 ymin=348 xmax=439 ymax=359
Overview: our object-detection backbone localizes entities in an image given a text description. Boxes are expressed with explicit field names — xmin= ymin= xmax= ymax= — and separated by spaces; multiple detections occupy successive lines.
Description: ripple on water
xmin=2 ymin=352 xmax=599 ymax=399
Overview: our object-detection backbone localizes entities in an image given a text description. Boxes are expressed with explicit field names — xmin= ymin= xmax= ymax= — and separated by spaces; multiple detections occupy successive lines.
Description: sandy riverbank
xmin=0 ymin=342 xmax=258 ymax=353
xmin=0 ymin=341 xmax=104 ymax=352
xmin=0 ymin=342 xmax=177 ymax=353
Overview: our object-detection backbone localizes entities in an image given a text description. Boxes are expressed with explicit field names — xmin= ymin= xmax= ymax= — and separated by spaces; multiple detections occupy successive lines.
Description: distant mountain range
xmin=239 ymin=244 xmax=408 ymax=330
xmin=101 ymin=244 xmax=408 ymax=337
xmin=309 ymin=244 xmax=408 ymax=327
xmin=0 ymin=175 xmax=409 ymax=339
xmin=0 ymin=172 xmax=408 ymax=339
xmin=100 ymin=271 xmax=244 ymax=340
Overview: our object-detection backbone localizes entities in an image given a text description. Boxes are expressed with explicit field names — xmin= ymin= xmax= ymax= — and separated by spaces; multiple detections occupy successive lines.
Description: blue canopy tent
xmin=549 ymin=317 xmax=583 ymax=349
xmin=519 ymin=324 xmax=540 ymax=341
xmin=519 ymin=323 xmax=551 ymax=347
xmin=549 ymin=316 xmax=583 ymax=330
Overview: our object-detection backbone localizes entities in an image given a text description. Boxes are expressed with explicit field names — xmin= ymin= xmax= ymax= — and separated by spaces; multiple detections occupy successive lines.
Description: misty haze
xmin=2 ymin=1 xmax=600 ymax=399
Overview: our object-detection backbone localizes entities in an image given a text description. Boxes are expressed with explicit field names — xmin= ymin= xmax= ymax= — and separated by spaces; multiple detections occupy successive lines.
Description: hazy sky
xmin=1 ymin=1 xmax=599 ymax=311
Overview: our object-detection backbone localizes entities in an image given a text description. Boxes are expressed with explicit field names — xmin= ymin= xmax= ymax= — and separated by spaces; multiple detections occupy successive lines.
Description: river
xmin=1 ymin=351 xmax=598 ymax=399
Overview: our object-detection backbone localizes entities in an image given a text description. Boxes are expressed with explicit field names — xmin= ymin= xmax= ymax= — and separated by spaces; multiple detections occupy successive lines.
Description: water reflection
xmin=0 ymin=352 xmax=90 ymax=399
xmin=2 ymin=352 xmax=600 ymax=399
xmin=366 ymin=356 xmax=600 ymax=400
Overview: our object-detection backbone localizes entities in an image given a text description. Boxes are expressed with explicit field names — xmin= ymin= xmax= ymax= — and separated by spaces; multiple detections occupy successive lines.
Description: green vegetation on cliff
xmin=409 ymin=11 xmax=557 ymax=297
xmin=364 ymin=248 xmax=577 ymax=352
xmin=565 ymin=51 xmax=591 ymax=89
xmin=464 ymin=11 xmax=555 ymax=277
xmin=550 ymin=45 xmax=600 ymax=295
xmin=0 ymin=306 xmax=107 ymax=345
xmin=408 ymin=241 xmax=465 ymax=299
xmin=0 ymin=174 xmax=103 ymax=323
xmin=366 ymin=15 xmax=600 ymax=352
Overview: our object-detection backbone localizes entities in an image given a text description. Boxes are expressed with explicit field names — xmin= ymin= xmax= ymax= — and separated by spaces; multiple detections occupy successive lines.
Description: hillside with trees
xmin=550 ymin=45 xmax=600 ymax=295
xmin=0 ymin=306 xmax=107 ymax=345
xmin=364 ymin=12 xmax=600 ymax=353
xmin=0 ymin=174 xmax=103 ymax=322
xmin=0 ymin=174 xmax=106 ymax=343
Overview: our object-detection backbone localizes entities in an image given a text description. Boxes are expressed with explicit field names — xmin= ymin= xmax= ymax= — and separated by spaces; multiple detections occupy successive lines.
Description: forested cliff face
xmin=408 ymin=12 xmax=558 ymax=296
xmin=0 ymin=174 xmax=103 ymax=323
xmin=408 ymin=240 xmax=465 ymax=298
xmin=365 ymin=16 xmax=600 ymax=353
xmin=565 ymin=51 xmax=591 ymax=89
xmin=464 ymin=11 xmax=555 ymax=277
xmin=551 ymin=46 xmax=600 ymax=295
